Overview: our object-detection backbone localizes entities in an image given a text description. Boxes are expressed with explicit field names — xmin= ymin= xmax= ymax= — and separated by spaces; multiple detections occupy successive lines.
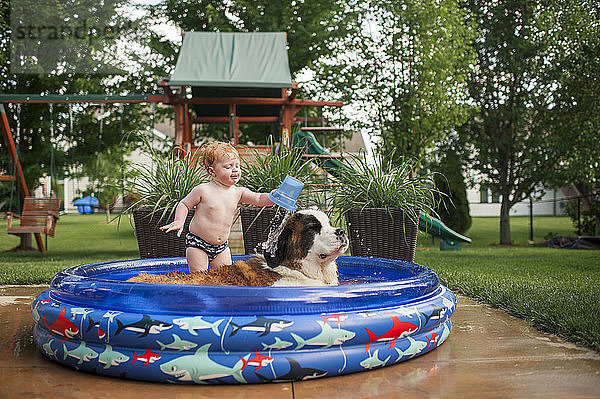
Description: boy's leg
xmin=186 ymin=247 xmax=209 ymax=272
xmin=209 ymin=247 xmax=232 ymax=269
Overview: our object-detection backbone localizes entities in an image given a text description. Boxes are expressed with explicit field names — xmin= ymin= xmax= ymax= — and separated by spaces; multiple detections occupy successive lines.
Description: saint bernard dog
xmin=128 ymin=209 xmax=349 ymax=287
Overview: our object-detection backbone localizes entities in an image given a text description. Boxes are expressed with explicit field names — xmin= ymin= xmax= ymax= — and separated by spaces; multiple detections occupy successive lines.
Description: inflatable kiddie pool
xmin=32 ymin=256 xmax=456 ymax=384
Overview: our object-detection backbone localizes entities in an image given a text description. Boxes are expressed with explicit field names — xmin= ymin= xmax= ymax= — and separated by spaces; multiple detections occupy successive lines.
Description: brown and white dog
xmin=128 ymin=209 xmax=348 ymax=287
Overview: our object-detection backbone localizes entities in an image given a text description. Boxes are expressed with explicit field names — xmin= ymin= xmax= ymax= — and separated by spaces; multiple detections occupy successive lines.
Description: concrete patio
xmin=1 ymin=286 xmax=599 ymax=398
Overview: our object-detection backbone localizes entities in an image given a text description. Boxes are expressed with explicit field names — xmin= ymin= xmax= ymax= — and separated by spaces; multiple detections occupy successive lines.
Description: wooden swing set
xmin=0 ymin=96 xmax=161 ymax=253
xmin=0 ymin=103 xmax=61 ymax=252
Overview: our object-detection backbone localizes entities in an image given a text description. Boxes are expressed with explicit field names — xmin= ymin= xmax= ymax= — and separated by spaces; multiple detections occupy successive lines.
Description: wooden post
xmin=577 ymin=197 xmax=581 ymax=236
xmin=280 ymin=88 xmax=290 ymax=148
xmin=281 ymin=105 xmax=304 ymax=148
xmin=229 ymin=104 xmax=239 ymax=145
xmin=280 ymin=107 xmax=291 ymax=148
xmin=173 ymin=102 xmax=185 ymax=147
xmin=183 ymin=104 xmax=193 ymax=146
xmin=529 ymin=197 xmax=534 ymax=242
xmin=233 ymin=115 xmax=239 ymax=145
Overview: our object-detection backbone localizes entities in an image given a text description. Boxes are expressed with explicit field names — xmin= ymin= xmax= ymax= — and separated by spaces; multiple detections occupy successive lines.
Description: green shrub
xmin=432 ymin=150 xmax=472 ymax=234
xmin=563 ymin=195 xmax=600 ymax=236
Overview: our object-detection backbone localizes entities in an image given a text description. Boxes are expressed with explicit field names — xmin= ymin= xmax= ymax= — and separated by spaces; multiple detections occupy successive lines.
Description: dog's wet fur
xmin=127 ymin=209 xmax=348 ymax=287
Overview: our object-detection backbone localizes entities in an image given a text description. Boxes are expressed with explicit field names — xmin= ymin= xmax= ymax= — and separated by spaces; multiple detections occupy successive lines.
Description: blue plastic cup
xmin=268 ymin=175 xmax=304 ymax=211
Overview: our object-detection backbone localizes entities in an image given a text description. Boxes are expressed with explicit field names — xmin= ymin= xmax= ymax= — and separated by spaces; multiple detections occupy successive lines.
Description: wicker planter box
xmin=239 ymin=207 xmax=288 ymax=255
xmin=344 ymin=208 xmax=419 ymax=262
xmin=132 ymin=208 xmax=195 ymax=258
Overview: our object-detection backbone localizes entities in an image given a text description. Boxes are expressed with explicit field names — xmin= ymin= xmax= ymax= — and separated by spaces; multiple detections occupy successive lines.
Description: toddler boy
xmin=161 ymin=142 xmax=274 ymax=272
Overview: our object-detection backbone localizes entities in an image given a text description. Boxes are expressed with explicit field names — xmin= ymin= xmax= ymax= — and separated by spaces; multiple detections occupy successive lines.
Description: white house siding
xmin=467 ymin=186 xmax=569 ymax=217
xmin=62 ymin=176 xmax=91 ymax=213
xmin=34 ymin=175 xmax=90 ymax=213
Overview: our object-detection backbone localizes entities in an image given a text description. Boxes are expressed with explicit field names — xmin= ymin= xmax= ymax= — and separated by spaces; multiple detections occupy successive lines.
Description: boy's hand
xmin=160 ymin=220 xmax=185 ymax=237
xmin=267 ymin=190 xmax=276 ymax=206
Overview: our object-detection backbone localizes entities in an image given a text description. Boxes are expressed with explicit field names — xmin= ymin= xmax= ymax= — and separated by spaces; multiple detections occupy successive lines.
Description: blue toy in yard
xmin=73 ymin=196 xmax=99 ymax=214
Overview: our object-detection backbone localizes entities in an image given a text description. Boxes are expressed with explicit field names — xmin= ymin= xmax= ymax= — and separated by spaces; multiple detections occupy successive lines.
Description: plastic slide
xmin=293 ymin=130 xmax=472 ymax=250
xmin=293 ymin=129 xmax=348 ymax=172
xmin=418 ymin=212 xmax=472 ymax=249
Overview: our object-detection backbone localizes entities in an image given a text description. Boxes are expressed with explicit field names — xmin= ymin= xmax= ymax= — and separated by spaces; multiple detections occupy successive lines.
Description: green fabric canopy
xmin=169 ymin=32 xmax=292 ymax=88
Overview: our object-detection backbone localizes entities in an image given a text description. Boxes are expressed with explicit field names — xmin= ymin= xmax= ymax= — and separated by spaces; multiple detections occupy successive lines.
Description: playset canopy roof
xmin=169 ymin=32 xmax=292 ymax=89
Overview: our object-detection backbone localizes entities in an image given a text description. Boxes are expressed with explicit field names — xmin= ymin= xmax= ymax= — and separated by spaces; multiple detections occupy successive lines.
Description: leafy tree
xmin=147 ymin=0 xmax=357 ymax=76
xmin=543 ymin=0 xmax=600 ymax=231
xmin=547 ymin=0 xmax=600 ymax=176
xmin=460 ymin=0 xmax=600 ymax=244
xmin=310 ymin=0 xmax=476 ymax=163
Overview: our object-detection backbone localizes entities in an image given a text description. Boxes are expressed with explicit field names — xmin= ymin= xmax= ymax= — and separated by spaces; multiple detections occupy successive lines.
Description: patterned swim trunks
xmin=185 ymin=232 xmax=228 ymax=261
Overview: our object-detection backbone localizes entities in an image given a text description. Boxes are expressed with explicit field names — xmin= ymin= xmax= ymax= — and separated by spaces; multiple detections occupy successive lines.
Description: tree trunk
xmin=105 ymin=206 xmax=111 ymax=223
xmin=499 ymin=198 xmax=512 ymax=245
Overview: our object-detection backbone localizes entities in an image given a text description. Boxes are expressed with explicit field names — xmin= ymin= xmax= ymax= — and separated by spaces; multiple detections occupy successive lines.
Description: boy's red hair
xmin=200 ymin=142 xmax=239 ymax=170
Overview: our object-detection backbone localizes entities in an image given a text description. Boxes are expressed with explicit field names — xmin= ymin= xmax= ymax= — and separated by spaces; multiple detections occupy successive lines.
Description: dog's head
xmin=263 ymin=209 xmax=348 ymax=272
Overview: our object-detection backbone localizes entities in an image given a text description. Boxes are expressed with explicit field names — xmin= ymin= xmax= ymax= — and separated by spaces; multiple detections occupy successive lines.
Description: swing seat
xmin=6 ymin=197 xmax=61 ymax=237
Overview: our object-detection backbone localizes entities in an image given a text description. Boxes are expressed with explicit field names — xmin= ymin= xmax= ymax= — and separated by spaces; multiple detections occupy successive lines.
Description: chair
xmin=7 ymin=196 xmax=61 ymax=238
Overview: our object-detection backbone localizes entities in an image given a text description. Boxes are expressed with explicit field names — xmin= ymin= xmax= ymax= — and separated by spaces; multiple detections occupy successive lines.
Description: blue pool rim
xmin=33 ymin=256 xmax=456 ymax=384
xmin=49 ymin=256 xmax=441 ymax=316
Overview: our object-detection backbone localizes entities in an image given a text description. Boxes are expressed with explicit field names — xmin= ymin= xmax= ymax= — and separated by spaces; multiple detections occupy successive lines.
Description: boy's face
xmin=208 ymin=153 xmax=241 ymax=186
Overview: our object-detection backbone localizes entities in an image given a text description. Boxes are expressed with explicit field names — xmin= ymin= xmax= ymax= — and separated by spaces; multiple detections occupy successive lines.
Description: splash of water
xmin=258 ymin=209 xmax=294 ymax=256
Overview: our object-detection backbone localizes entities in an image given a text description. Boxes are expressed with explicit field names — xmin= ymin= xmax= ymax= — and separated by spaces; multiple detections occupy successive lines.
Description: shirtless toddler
xmin=160 ymin=142 xmax=273 ymax=272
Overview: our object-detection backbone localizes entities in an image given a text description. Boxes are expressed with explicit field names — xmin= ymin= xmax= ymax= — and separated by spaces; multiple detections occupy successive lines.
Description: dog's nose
xmin=335 ymin=228 xmax=346 ymax=237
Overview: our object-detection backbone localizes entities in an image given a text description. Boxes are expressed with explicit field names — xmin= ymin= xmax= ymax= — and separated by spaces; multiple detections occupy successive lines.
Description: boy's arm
xmin=239 ymin=187 xmax=274 ymax=207
xmin=160 ymin=186 xmax=202 ymax=236
xmin=179 ymin=185 xmax=203 ymax=211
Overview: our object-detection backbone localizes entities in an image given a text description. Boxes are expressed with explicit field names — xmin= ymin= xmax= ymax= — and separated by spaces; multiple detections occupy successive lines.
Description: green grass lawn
xmin=0 ymin=212 xmax=598 ymax=351
xmin=416 ymin=216 xmax=600 ymax=352
xmin=0 ymin=213 xmax=139 ymax=284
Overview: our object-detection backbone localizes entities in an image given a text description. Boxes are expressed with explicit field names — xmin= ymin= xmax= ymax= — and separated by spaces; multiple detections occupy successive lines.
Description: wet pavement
xmin=1 ymin=285 xmax=599 ymax=399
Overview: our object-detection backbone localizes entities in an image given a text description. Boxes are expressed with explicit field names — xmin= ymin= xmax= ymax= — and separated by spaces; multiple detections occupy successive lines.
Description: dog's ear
xmin=264 ymin=213 xmax=321 ymax=268
xmin=264 ymin=219 xmax=294 ymax=268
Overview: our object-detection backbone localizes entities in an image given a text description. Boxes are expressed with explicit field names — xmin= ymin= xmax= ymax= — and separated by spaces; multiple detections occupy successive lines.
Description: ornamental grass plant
xmin=125 ymin=136 xmax=209 ymax=222
xmin=330 ymin=150 xmax=444 ymax=261
xmin=331 ymin=149 xmax=443 ymax=222
xmin=239 ymin=143 xmax=319 ymax=209
xmin=123 ymin=137 xmax=210 ymax=258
